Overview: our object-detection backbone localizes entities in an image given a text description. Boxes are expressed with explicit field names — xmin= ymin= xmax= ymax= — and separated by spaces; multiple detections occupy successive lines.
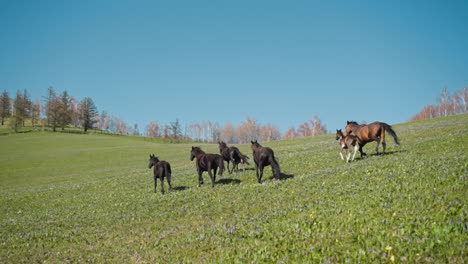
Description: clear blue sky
xmin=1 ymin=0 xmax=467 ymax=134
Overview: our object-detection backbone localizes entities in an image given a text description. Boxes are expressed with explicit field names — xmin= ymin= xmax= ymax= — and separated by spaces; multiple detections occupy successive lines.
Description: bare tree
xmin=170 ymin=119 xmax=182 ymax=139
xmin=146 ymin=121 xmax=160 ymax=137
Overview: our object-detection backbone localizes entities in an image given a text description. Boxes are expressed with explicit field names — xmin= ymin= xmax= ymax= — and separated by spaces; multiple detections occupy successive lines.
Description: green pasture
xmin=0 ymin=115 xmax=467 ymax=263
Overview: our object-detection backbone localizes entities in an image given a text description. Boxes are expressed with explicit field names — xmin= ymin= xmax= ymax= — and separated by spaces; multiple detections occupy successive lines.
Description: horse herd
xmin=148 ymin=120 xmax=400 ymax=194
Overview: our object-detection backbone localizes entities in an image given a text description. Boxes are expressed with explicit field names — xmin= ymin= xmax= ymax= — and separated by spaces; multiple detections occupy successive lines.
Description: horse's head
xmin=335 ymin=129 xmax=344 ymax=140
xmin=345 ymin=121 xmax=358 ymax=136
xmin=148 ymin=154 xmax=160 ymax=168
xmin=190 ymin=146 xmax=204 ymax=161
xmin=250 ymin=140 xmax=261 ymax=150
xmin=218 ymin=141 xmax=227 ymax=151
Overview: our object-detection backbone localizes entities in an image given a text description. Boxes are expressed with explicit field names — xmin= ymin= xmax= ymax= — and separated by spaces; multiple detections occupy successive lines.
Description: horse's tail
xmin=269 ymin=153 xmax=281 ymax=178
xmin=382 ymin=123 xmax=400 ymax=145
xmin=217 ymin=156 xmax=224 ymax=176
xmin=240 ymin=154 xmax=250 ymax=165
xmin=166 ymin=162 xmax=172 ymax=178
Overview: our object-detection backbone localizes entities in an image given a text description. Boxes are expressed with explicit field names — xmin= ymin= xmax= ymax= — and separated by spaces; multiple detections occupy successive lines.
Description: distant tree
xmin=437 ymin=86 xmax=450 ymax=117
xmin=31 ymin=98 xmax=41 ymax=127
xmin=146 ymin=121 xmax=160 ymax=137
xmin=0 ymin=90 xmax=11 ymax=125
xmin=311 ymin=115 xmax=327 ymax=136
xmin=298 ymin=122 xmax=312 ymax=137
xmin=210 ymin=122 xmax=221 ymax=143
xmin=237 ymin=117 xmax=258 ymax=143
xmin=11 ymin=90 xmax=31 ymax=132
xmin=133 ymin=123 xmax=139 ymax=136
xmin=259 ymin=124 xmax=281 ymax=142
xmin=220 ymin=122 xmax=236 ymax=143
xmin=21 ymin=90 xmax=32 ymax=126
xmin=96 ymin=111 xmax=110 ymax=131
xmin=170 ymin=119 xmax=182 ymax=139
xmin=283 ymin=127 xmax=299 ymax=140
xmin=44 ymin=87 xmax=60 ymax=131
xmin=460 ymin=87 xmax=468 ymax=113
xmin=58 ymin=91 xmax=72 ymax=131
xmin=70 ymin=97 xmax=81 ymax=128
xmin=79 ymin=97 xmax=98 ymax=132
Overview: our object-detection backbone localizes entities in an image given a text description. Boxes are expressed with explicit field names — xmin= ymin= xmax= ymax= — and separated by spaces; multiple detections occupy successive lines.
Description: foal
xmin=335 ymin=129 xmax=358 ymax=163
xmin=250 ymin=140 xmax=280 ymax=183
xmin=148 ymin=154 xmax=172 ymax=194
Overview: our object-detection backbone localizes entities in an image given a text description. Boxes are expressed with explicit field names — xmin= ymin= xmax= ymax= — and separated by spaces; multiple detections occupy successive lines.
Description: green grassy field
xmin=1 ymin=115 xmax=467 ymax=263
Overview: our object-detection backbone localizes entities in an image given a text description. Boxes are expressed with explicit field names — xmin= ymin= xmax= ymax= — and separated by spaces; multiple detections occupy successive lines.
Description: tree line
xmin=0 ymin=87 xmax=329 ymax=142
xmin=0 ymin=87 xmax=98 ymax=133
xmin=410 ymin=87 xmax=468 ymax=121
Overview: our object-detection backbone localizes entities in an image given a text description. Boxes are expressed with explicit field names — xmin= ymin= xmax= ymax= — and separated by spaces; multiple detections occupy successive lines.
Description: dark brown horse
xmin=218 ymin=141 xmax=250 ymax=174
xmin=250 ymin=140 xmax=280 ymax=183
xmin=345 ymin=121 xmax=400 ymax=156
xmin=190 ymin=146 xmax=224 ymax=187
xmin=335 ymin=129 xmax=358 ymax=162
xmin=148 ymin=154 xmax=172 ymax=194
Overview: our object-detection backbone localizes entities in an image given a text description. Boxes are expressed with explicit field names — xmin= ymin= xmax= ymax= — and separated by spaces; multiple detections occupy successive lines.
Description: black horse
xmin=218 ymin=141 xmax=250 ymax=174
xmin=190 ymin=146 xmax=224 ymax=187
xmin=250 ymin=140 xmax=280 ymax=183
xmin=148 ymin=154 xmax=172 ymax=194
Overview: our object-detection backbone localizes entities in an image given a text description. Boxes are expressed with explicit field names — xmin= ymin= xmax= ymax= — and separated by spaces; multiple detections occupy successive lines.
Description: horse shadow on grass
xmin=171 ymin=186 xmax=189 ymax=191
xmin=216 ymin=178 xmax=241 ymax=185
xmin=353 ymin=149 xmax=407 ymax=161
xmin=270 ymin=173 xmax=294 ymax=181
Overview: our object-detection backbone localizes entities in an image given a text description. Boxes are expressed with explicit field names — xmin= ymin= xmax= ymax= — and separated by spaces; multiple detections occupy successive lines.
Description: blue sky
xmin=1 ymin=0 xmax=467 ymax=134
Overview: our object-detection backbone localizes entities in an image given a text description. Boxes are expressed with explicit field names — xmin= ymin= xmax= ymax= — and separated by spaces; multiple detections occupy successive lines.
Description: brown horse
xmin=335 ymin=129 xmax=358 ymax=162
xmin=218 ymin=141 xmax=250 ymax=174
xmin=190 ymin=146 xmax=224 ymax=187
xmin=345 ymin=121 xmax=400 ymax=156
xmin=251 ymin=140 xmax=280 ymax=183
xmin=148 ymin=154 xmax=172 ymax=194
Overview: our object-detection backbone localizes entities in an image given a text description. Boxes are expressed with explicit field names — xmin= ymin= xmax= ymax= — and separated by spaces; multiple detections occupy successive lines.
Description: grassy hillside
xmin=1 ymin=115 xmax=467 ymax=263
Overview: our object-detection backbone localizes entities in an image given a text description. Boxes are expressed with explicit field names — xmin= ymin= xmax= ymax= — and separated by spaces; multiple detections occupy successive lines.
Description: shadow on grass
xmin=270 ymin=173 xmax=294 ymax=181
xmin=216 ymin=178 xmax=241 ymax=185
xmin=352 ymin=149 xmax=407 ymax=161
xmin=171 ymin=186 xmax=189 ymax=191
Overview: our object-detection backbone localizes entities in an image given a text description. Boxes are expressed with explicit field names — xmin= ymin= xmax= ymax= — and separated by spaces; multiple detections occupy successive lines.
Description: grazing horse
xmin=190 ymin=146 xmax=224 ymax=187
xmin=345 ymin=121 xmax=400 ymax=156
xmin=335 ymin=129 xmax=358 ymax=162
xmin=250 ymin=140 xmax=280 ymax=183
xmin=148 ymin=154 xmax=172 ymax=194
xmin=218 ymin=141 xmax=250 ymax=174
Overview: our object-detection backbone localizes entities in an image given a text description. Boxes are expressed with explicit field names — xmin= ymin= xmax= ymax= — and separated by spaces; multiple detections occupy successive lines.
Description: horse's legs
xmin=359 ymin=143 xmax=366 ymax=156
xmin=154 ymin=176 xmax=157 ymax=193
xmin=197 ymin=169 xmax=204 ymax=187
xmin=340 ymin=150 xmax=345 ymax=160
xmin=207 ymin=167 xmax=215 ymax=188
xmin=375 ymin=141 xmax=380 ymax=154
xmin=346 ymin=150 xmax=351 ymax=163
xmin=257 ymin=163 xmax=264 ymax=184
xmin=167 ymin=174 xmax=173 ymax=190
xmin=382 ymin=141 xmax=386 ymax=154
xmin=212 ymin=167 xmax=217 ymax=187
xmin=160 ymin=177 xmax=165 ymax=194
xmin=351 ymin=145 xmax=358 ymax=161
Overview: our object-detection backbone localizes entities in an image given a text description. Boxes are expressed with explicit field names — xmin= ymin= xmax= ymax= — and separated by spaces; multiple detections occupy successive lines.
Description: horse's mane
xmin=192 ymin=146 xmax=205 ymax=154
xmin=348 ymin=121 xmax=359 ymax=125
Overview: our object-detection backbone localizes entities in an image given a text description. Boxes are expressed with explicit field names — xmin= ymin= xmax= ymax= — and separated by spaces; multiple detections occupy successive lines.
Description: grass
xmin=0 ymin=114 xmax=467 ymax=263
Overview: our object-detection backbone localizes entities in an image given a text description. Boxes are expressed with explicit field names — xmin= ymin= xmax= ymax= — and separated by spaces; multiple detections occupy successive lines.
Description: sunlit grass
xmin=0 ymin=114 xmax=467 ymax=263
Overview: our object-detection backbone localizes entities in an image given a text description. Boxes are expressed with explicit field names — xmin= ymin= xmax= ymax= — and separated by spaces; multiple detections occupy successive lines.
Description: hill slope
xmin=1 ymin=115 xmax=467 ymax=263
